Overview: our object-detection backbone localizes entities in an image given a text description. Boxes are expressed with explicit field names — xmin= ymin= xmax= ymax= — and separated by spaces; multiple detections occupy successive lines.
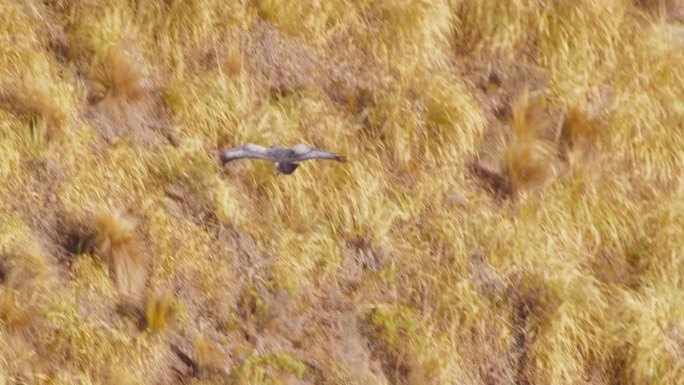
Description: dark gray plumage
xmin=220 ymin=143 xmax=346 ymax=175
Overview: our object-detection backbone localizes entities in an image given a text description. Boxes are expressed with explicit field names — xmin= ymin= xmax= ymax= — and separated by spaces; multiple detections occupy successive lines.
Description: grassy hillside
xmin=1 ymin=1 xmax=683 ymax=384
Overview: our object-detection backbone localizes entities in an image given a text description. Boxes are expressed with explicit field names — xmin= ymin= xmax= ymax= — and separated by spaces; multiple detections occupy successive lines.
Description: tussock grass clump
xmin=559 ymin=107 xmax=600 ymax=156
xmin=144 ymin=291 xmax=178 ymax=333
xmin=0 ymin=6 xmax=75 ymax=146
xmin=0 ymin=244 xmax=54 ymax=331
xmin=89 ymin=46 xmax=152 ymax=103
xmin=87 ymin=47 xmax=167 ymax=144
xmin=473 ymin=86 xmax=558 ymax=199
xmin=194 ymin=334 xmax=231 ymax=374
xmin=0 ymin=80 xmax=72 ymax=144
xmin=0 ymin=279 xmax=31 ymax=329
xmin=93 ymin=209 xmax=148 ymax=299
xmin=499 ymin=87 xmax=557 ymax=196
xmin=230 ymin=351 xmax=307 ymax=384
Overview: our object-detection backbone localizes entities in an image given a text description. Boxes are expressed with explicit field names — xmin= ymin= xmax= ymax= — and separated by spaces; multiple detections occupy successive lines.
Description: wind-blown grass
xmin=0 ymin=1 xmax=682 ymax=384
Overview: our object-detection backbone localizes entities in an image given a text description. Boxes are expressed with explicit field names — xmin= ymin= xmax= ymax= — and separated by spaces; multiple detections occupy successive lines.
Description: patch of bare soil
xmin=245 ymin=19 xmax=381 ymax=111
xmin=68 ymin=43 xmax=180 ymax=147
xmin=636 ymin=0 xmax=684 ymax=22
xmin=338 ymin=236 xmax=390 ymax=293
xmin=456 ymin=56 xmax=550 ymax=126
xmin=88 ymin=88 xmax=176 ymax=147
xmin=163 ymin=182 xmax=221 ymax=229
xmin=506 ymin=271 xmax=561 ymax=385
xmin=15 ymin=157 xmax=81 ymax=265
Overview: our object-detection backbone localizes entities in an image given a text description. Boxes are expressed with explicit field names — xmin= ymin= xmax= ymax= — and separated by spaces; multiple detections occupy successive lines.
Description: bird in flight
xmin=220 ymin=143 xmax=346 ymax=175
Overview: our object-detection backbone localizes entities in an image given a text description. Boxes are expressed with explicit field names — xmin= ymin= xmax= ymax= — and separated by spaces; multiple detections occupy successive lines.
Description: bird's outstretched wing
xmin=290 ymin=144 xmax=346 ymax=162
xmin=220 ymin=144 xmax=272 ymax=164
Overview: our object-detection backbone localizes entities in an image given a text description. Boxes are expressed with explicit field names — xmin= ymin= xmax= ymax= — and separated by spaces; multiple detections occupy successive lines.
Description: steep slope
xmin=0 ymin=1 xmax=683 ymax=384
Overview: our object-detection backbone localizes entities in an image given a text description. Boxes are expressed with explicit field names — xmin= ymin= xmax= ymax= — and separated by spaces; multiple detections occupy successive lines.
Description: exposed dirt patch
xmin=636 ymin=0 xmax=684 ymax=22
xmin=667 ymin=322 xmax=684 ymax=357
xmin=245 ymin=19 xmax=381 ymax=112
xmin=468 ymin=252 xmax=505 ymax=301
xmin=170 ymin=342 xmax=200 ymax=380
xmin=338 ymin=236 xmax=389 ymax=292
xmin=504 ymin=272 xmax=560 ymax=385
xmin=163 ymin=182 xmax=221 ymax=229
xmin=115 ymin=301 xmax=146 ymax=330
xmin=70 ymin=44 xmax=180 ymax=147
xmin=15 ymin=157 xmax=93 ymax=266
xmin=216 ymin=224 xmax=270 ymax=282
xmin=87 ymin=88 xmax=176 ymax=147
xmin=468 ymin=160 xmax=512 ymax=201
xmin=452 ymin=269 xmax=557 ymax=385
xmin=261 ymin=287 xmax=390 ymax=385
xmin=59 ymin=226 xmax=97 ymax=257
xmin=361 ymin=314 xmax=428 ymax=385
xmin=0 ymin=260 xmax=6 ymax=283
xmin=588 ymin=251 xmax=634 ymax=288
xmin=246 ymin=20 xmax=321 ymax=96
xmin=33 ymin=205 xmax=97 ymax=267
xmin=456 ymin=56 xmax=550 ymax=126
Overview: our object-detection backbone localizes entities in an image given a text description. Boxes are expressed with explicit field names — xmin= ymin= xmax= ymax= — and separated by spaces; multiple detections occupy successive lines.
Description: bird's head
xmin=219 ymin=152 xmax=232 ymax=165
xmin=276 ymin=162 xmax=299 ymax=175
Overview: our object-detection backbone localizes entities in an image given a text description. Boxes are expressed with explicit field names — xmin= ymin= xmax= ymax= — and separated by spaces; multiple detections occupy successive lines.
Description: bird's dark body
xmin=268 ymin=147 xmax=304 ymax=174
xmin=220 ymin=143 xmax=345 ymax=175
xmin=275 ymin=161 xmax=299 ymax=174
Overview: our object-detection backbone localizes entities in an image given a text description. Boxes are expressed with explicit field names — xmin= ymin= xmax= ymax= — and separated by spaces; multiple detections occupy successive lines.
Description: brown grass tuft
xmin=144 ymin=291 xmax=177 ymax=333
xmin=93 ymin=209 xmax=148 ymax=299
xmin=0 ymin=278 xmax=31 ymax=329
xmin=0 ymin=80 xmax=68 ymax=143
xmin=499 ymin=87 xmax=557 ymax=196
xmin=559 ymin=107 xmax=600 ymax=157
xmin=84 ymin=42 xmax=171 ymax=145
xmin=106 ymin=366 xmax=138 ymax=385
xmin=89 ymin=46 xmax=151 ymax=103
xmin=0 ymin=245 xmax=53 ymax=330
xmin=194 ymin=334 xmax=231 ymax=374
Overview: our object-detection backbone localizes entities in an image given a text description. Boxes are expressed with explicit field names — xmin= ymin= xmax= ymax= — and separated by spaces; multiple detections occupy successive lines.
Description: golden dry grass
xmin=0 ymin=1 xmax=683 ymax=384
xmin=93 ymin=208 xmax=149 ymax=299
